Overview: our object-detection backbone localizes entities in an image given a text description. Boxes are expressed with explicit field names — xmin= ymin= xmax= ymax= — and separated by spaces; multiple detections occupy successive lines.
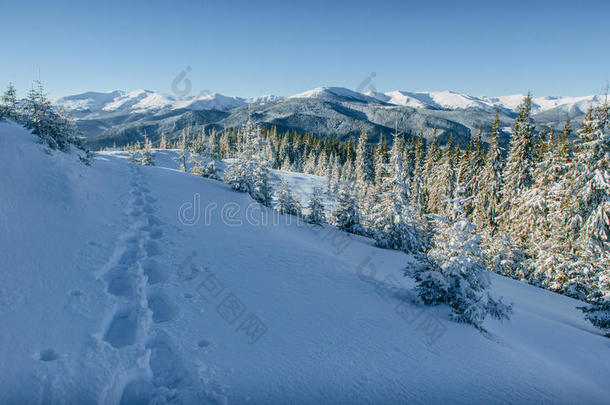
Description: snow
xmin=101 ymin=89 xmax=172 ymax=112
xmin=245 ymin=95 xmax=283 ymax=105
xmin=288 ymin=87 xmax=381 ymax=103
xmin=369 ymin=90 xmax=606 ymax=113
xmin=56 ymin=90 xmax=125 ymax=112
xmin=171 ymin=93 xmax=246 ymax=111
xmin=57 ymin=87 xmax=605 ymax=116
xmin=1 ymin=121 xmax=610 ymax=404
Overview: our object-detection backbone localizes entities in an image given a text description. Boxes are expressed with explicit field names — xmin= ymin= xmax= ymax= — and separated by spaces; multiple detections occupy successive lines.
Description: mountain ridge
xmin=54 ymin=87 xmax=606 ymax=149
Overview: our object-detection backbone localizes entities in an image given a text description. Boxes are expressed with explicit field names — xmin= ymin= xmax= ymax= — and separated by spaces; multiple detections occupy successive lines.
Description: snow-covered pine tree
xmin=305 ymin=187 xmax=326 ymax=225
xmin=159 ymin=133 xmax=167 ymax=149
xmin=325 ymin=154 xmax=336 ymax=195
xmin=174 ymin=132 xmax=188 ymax=172
xmin=428 ymin=138 xmax=456 ymax=217
xmin=423 ymin=131 xmax=442 ymax=213
xmin=207 ymin=128 xmax=221 ymax=159
xmin=461 ymin=129 xmax=485 ymax=217
xmin=569 ymin=101 xmax=610 ymax=263
xmin=303 ymin=150 xmax=317 ymax=174
xmin=224 ymin=119 xmax=272 ymax=205
xmin=355 ymin=128 xmax=375 ymax=195
xmin=370 ymin=132 xmax=423 ymax=252
xmin=413 ymin=188 xmax=512 ymax=329
xmin=1 ymin=83 xmax=19 ymax=120
xmin=22 ymin=80 xmax=78 ymax=151
xmin=331 ymin=183 xmax=364 ymax=235
xmin=501 ymin=93 xmax=538 ymax=233
xmin=563 ymin=99 xmax=610 ymax=310
xmin=250 ymin=161 xmax=272 ymax=206
xmin=473 ymin=110 xmax=503 ymax=234
xmin=409 ymin=134 xmax=426 ymax=221
xmin=127 ymin=144 xmax=139 ymax=164
xmin=141 ymin=136 xmax=155 ymax=166
xmin=275 ymin=180 xmax=301 ymax=216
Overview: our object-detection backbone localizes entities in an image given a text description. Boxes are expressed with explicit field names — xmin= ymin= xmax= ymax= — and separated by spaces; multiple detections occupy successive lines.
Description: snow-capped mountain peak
xmin=288 ymin=86 xmax=381 ymax=103
xmin=56 ymin=87 xmax=606 ymax=119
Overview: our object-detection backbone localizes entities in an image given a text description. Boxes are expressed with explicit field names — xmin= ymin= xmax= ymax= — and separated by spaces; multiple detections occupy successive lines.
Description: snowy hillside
xmin=1 ymin=122 xmax=610 ymax=404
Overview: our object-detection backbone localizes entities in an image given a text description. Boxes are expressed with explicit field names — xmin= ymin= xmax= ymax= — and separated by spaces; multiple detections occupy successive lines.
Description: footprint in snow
xmin=148 ymin=227 xmax=163 ymax=240
xmin=147 ymin=294 xmax=178 ymax=323
xmin=144 ymin=241 xmax=161 ymax=257
xmin=104 ymin=307 xmax=139 ymax=348
xmin=141 ymin=259 xmax=167 ymax=285
xmin=104 ymin=266 xmax=134 ymax=297
xmin=197 ymin=339 xmax=211 ymax=348
xmin=119 ymin=379 xmax=154 ymax=405
xmin=146 ymin=339 xmax=188 ymax=389
xmin=118 ymin=248 xmax=139 ymax=265
xmin=39 ymin=348 xmax=59 ymax=362
xmin=147 ymin=216 xmax=162 ymax=226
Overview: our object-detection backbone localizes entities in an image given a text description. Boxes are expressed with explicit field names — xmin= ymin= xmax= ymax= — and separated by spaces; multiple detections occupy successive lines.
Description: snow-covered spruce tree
xmin=325 ymin=155 xmax=336 ymax=195
xmin=305 ymin=187 xmax=326 ymax=225
xmin=159 ymin=133 xmax=167 ymax=149
xmin=141 ymin=136 xmax=155 ymax=166
xmin=303 ymin=151 xmax=317 ymax=174
xmin=250 ymin=161 xmax=272 ymax=206
xmin=423 ymin=131 xmax=442 ymax=213
xmin=565 ymin=100 xmax=610 ymax=318
xmin=1 ymin=83 xmax=19 ymax=121
xmin=224 ymin=119 xmax=272 ymax=206
xmin=127 ymin=144 xmax=139 ymax=164
xmin=174 ymin=132 xmax=188 ymax=172
xmin=460 ymin=130 xmax=485 ymax=217
xmin=428 ymin=138 xmax=456 ymax=218
xmin=413 ymin=189 xmax=512 ymax=328
xmin=569 ymin=102 xmax=610 ymax=264
xmin=514 ymin=124 xmax=575 ymax=290
xmin=188 ymin=132 xmax=205 ymax=175
xmin=501 ymin=93 xmax=538 ymax=232
xmin=473 ymin=110 xmax=504 ymax=234
xmin=355 ymin=128 xmax=375 ymax=196
xmin=22 ymin=81 xmax=79 ymax=152
xmin=331 ymin=183 xmax=365 ymax=235
xmin=275 ymin=181 xmax=301 ymax=216
xmin=371 ymin=132 xmax=423 ymax=252
xmin=409 ymin=134 xmax=426 ymax=221
xmin=201 ymin=159 xmax=221 ymax=180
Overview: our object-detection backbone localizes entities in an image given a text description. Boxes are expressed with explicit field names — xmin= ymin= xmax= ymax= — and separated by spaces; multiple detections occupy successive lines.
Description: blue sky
xmin=2 ymin=0 xmax=609 ymax=98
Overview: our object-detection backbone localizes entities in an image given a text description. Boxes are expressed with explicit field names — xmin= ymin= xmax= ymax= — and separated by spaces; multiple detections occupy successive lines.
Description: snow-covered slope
xmin=56 ymin=90 xmax=125 ymax=112
xmin=287 ymin=86 xmax=383 ymax=104
xmin=1 ymin=122 xmax=609 ymax=404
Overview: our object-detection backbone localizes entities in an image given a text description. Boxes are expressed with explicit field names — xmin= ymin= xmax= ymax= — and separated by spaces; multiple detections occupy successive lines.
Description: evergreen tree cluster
xmin=1 ymin=82 xmax=90 ymax=161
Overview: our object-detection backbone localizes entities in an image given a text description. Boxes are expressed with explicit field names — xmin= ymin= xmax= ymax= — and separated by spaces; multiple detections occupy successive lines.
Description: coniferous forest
xmin=115 ymin=91 xmax=609 ymax=331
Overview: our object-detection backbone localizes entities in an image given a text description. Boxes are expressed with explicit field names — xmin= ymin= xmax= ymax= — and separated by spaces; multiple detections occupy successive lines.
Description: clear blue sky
xmin=2 ymin=0 xmax=609 ymax=99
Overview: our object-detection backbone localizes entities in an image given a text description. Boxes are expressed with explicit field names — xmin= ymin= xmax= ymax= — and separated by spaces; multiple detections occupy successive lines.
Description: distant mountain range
xmin=56 ymin=87 xmax=606 ymax=149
